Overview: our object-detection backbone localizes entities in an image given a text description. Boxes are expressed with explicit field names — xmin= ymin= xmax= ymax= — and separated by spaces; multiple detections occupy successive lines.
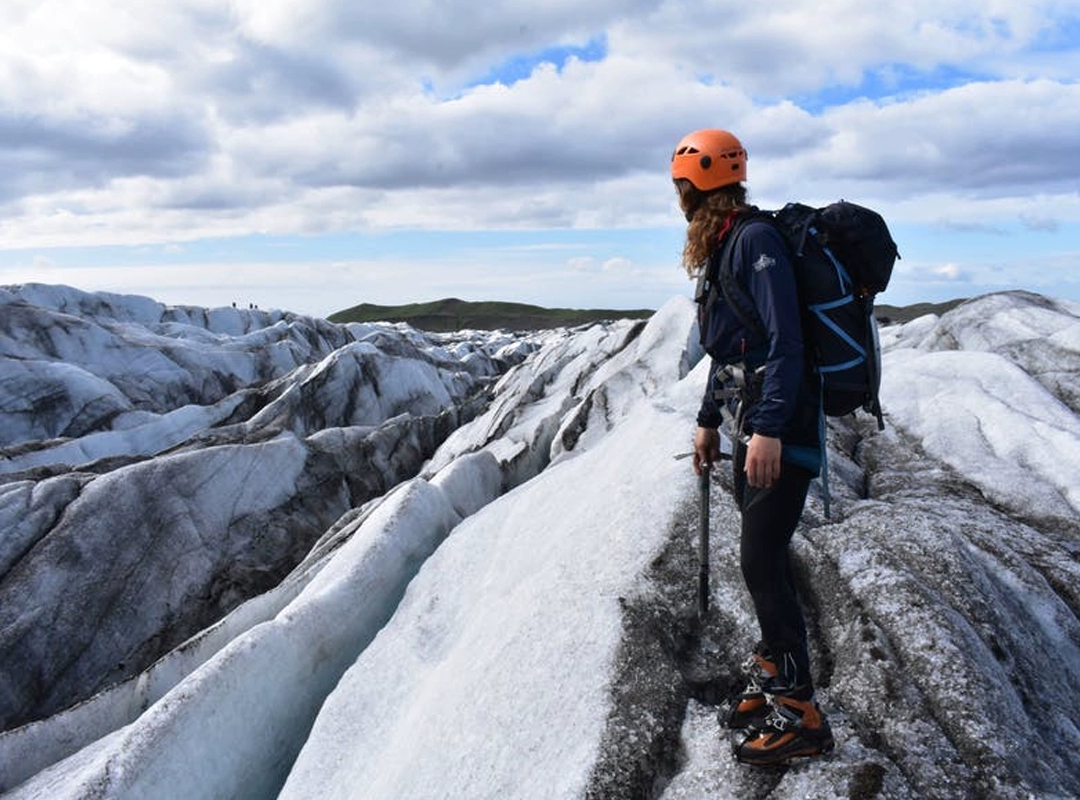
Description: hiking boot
xmin=732 ymin=694 xmax=835 ymax=766
xmin=724 ymin=649 xmax=778 ymax=730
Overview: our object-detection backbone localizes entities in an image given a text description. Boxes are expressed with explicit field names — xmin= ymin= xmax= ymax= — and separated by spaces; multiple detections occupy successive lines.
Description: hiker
xmin=673 ymin=128 xmax=834 ymax=765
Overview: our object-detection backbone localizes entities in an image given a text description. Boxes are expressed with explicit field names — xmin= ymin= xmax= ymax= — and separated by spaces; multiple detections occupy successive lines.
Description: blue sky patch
xmin=1031 ymin=14 xmax=1080 ymax=51
xmin=790 ymin=63 xmax=997 ymax=113
xmin=469 ymin=35 xmax=608 ymax=88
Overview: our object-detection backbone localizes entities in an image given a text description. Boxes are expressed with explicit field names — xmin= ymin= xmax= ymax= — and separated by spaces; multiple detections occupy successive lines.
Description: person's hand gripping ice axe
xmin=692 ymin=426 xmax=720 ymax=476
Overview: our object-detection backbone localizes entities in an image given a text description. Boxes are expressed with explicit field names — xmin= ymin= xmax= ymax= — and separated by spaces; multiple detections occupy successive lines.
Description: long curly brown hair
xmin=675 ymin=179 xmax=748 ymax=277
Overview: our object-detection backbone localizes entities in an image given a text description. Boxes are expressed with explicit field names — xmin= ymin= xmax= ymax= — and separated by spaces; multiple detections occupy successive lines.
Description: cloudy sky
xmin=1 ymin=1 xmax=1078 ymax=317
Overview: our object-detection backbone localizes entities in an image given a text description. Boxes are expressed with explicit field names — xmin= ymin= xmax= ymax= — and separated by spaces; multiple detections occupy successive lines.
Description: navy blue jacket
xmin=697 ymin=213 xmax=821 ymax=474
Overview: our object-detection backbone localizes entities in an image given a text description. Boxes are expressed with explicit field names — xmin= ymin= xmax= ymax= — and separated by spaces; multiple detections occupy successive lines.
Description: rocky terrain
xmin=1 ymin=284 xmax=1078 ymax=800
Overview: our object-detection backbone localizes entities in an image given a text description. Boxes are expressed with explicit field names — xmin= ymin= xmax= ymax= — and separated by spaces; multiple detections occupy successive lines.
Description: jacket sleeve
xmin=696 ymin=365 xmax=722 ymax=428
xmin=733 ymin=221 xmax=804 ymax=437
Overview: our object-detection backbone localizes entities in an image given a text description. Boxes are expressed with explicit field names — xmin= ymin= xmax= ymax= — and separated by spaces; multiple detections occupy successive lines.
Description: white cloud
xmin=601 ymin=257 xmax=633 ymax=273
xmin=1020 ymin=214 xmax=1061 ymax=232
xmin=614 ymin=1 xmax=1073 ymax=95
xmin=934 ymin=262 xmax=966 ymax=280
xmin=0 ymin=0 xmax=1078 ymax=311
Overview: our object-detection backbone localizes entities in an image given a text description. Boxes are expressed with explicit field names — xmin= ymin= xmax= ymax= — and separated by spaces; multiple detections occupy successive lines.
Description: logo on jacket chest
xmin=752 ymin=253 xmax=776 ymax=272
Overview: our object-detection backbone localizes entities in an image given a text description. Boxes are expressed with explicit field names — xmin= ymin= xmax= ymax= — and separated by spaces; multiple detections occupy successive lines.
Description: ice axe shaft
xmin=697 ymin=464 xmax=710 ymax=620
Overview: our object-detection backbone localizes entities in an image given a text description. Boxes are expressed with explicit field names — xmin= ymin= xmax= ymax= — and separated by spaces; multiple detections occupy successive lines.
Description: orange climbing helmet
xmin=670 ymin=129 xmax=747 ymax=191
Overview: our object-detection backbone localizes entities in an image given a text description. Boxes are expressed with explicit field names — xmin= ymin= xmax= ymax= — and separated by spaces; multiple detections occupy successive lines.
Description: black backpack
xmin=703 ymin=200 xmax=899 ymax=430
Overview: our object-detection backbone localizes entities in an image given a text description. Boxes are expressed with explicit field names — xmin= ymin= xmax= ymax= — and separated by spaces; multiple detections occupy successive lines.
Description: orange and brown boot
xmin=732 ymin=693 xmax=835 ymax=766
xmin=725 ymin=649 xmax=779 ymax=730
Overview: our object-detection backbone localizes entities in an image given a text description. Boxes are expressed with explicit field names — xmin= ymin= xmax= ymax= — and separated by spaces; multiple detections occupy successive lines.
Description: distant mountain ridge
xmin=875 ymin=298 xmax=966 ymax=324
xmin=328 ymin=297 xmax=654 ymax=331
xmin=329 ymin=296 xmax=966 ymax=331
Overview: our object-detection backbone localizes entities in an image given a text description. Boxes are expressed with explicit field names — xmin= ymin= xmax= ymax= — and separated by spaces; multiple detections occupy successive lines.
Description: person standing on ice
xmin=674 ymin=128 xmax=834 ymax=765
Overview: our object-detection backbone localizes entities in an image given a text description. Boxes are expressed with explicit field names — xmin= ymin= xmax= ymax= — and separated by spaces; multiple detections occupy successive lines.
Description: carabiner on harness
xmin=711 ymin=361 xmax=766 ymax=448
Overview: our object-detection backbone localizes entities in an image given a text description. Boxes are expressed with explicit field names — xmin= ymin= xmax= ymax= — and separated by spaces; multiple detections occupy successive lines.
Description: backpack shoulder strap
xmin=710 ymin=213 xmax=771 ymax=343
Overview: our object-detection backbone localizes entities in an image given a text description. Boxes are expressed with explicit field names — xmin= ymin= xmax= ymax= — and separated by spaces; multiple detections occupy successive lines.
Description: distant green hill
xmin=875 ymin=298 xmax=966 ymax=324
xmin=328 ymin=298 xmax=655 ymax=332
xmin=328 ymin=296 xmax=968 ymax=332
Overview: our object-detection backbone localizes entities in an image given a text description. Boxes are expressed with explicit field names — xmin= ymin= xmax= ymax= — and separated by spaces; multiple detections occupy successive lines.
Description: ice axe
xmin=697 ymin=462 xmax=711 ymax=621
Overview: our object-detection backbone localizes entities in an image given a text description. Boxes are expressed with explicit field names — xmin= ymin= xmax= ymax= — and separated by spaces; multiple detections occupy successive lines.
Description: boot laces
xmin=762 ymin=697 xmax=806 ymax=732
xmin=739 ymin=652 xmax=776 ymax=693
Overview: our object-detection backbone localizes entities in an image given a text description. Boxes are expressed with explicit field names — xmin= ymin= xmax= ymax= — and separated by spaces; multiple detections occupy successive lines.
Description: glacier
xmin=0 ymin=283 xmax=1078 ymax=799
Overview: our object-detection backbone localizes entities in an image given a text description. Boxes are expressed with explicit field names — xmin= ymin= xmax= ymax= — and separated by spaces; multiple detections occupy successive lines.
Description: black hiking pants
xmin=733 ymin=445 xmax=815 ymax=693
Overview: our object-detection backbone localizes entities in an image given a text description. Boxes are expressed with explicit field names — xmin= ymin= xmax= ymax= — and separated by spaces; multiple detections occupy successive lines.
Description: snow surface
xmin=278 ymin=388 xmax=699 ymax=800
xmin=879 ymin=291 xmax=1080 ymax=523
xmin=1 ymin=285 xmax=1079 ymax=799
